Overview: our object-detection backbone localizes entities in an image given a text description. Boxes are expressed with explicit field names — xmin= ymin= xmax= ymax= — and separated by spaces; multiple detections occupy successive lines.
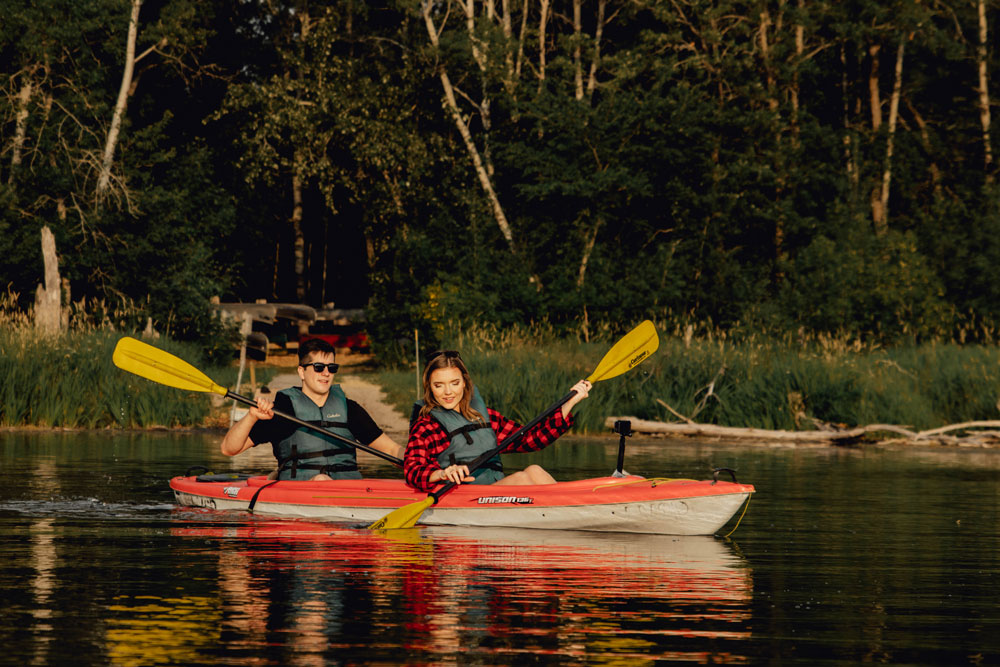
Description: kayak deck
xmin=170 ymin=475 xmax=754 ymax=535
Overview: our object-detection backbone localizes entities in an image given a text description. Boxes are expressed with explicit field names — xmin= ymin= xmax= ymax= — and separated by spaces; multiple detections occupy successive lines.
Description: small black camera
xmin=613 ymin=419 xmax=632 ymax=437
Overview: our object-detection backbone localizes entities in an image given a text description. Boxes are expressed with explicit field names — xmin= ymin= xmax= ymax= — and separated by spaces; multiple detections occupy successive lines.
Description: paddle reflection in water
xmin=103 ymin=594 xmax=222 ymax=667
xmin=171 ymin=514 xmax=752 ymax=664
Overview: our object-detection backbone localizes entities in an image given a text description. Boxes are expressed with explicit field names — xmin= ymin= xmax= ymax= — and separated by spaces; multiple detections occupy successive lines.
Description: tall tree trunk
xmin=96 ymin=0 xmax=142 ymax=199
xmin=758 ymin=8 xmax=779 ymax=113
xmin=461 ymin=0 xmax=487 ymax=71
xmin=437 ymin=66 xmax=518 ymax=251
xmin=501 ymin=0 xmax=516 ymax=93
xmin=585 ymin=0 xmax=606 ymax=98
xmin=422 ymin=0 xmax=539 ymax=287
xmin=875 ymin=39 xmax=905 ymax=236
xmin=868 ymin=44 xmax=883 ymax=130
xmin=977 ymin=0 xmax=993 ymax=182
xmin=515 ymin=0 xmax=529 ymax=81
xmin=461 ymin=0 xmax=495 ymax=183
xmin=537 ymin=0 xmax=550 ymax=93
xmin=573 ymin=0 xmax=583 ymax=100
xmin=790 ymin=0 xmax=804 ymax=145
xmin=9 ymin=76 xmax=34 ymax=182
xmin=575 ymin=0 xmax=607 ymax=101
xmin=868 ymin=42 xmax=886 ymax=229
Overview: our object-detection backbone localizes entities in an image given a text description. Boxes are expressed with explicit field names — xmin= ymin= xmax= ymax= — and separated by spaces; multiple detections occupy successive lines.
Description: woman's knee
xmin=524 ymin=465 xmax=555 ymax=484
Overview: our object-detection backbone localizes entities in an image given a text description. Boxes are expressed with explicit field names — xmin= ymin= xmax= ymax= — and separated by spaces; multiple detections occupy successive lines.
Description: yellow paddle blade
xmin=586 ymin=320 xmax=659 ymax=383
xmin=113 ymin=336 xmax=228 ymax=396
xmin=369 ymin=496 xmax=434 ymax=530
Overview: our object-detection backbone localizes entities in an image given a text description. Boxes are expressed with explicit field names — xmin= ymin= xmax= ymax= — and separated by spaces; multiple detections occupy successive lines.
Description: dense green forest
xmin=5 ymin=0 xmax=1000 ymax=356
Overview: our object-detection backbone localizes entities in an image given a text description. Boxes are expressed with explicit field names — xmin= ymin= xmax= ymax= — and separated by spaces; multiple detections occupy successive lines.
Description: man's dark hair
xmin=298 ymin=337 xmax=336 ymax=364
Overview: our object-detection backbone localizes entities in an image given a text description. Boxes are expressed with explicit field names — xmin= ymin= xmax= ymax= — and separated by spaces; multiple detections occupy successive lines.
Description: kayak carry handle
xmin=712 ymin=467 xmax=738 ymax=484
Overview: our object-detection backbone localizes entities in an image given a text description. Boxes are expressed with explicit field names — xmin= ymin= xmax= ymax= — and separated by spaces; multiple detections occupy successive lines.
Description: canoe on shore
xmin=170 ymin=474 xmax=754 ymax=535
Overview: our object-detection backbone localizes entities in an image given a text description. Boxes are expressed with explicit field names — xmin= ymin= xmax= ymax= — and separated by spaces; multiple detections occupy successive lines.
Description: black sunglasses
xmin=426 ymin=350 xmax=462 ymax=363
xmin=300 ymin=362 xmax=339 ymax=374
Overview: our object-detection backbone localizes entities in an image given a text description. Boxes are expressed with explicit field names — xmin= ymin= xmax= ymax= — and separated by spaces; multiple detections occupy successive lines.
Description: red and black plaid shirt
xmin=404 ymin=407 xmax=573 ymax=491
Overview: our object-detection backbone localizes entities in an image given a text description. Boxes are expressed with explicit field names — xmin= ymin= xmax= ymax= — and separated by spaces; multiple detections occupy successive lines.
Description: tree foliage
xmin=4 ymin=0 xmax=1000 ymax=355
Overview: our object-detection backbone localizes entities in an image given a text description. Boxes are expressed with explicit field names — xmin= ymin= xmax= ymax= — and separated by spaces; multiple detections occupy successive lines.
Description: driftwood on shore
xmin=605 ymin=416 xmax=1000 ymax=447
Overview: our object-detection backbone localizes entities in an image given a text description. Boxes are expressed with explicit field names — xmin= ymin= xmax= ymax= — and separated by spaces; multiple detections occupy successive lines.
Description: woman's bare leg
xmin=492 ymin=464 xmax=556 ymax=485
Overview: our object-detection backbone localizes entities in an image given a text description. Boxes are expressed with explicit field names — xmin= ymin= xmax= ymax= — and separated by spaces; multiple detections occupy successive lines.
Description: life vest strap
xmin=277 ymin=444 xmax=359 ymax=479
xmin=439 ymin=419 xmax=490 ymax=445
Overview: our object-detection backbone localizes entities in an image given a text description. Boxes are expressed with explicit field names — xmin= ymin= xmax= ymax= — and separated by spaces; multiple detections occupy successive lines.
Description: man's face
xmin=297 ymin=351 xmax=336 ymax=396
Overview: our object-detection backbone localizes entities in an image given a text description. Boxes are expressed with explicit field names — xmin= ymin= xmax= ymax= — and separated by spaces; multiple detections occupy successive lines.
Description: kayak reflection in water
xmin=404 ymin=350 xmax=590 ymax=492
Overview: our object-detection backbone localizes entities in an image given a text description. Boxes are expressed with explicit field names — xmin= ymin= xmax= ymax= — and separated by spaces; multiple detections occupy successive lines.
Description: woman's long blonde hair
xmin=420 ymin=351 xmax=485 ymax=422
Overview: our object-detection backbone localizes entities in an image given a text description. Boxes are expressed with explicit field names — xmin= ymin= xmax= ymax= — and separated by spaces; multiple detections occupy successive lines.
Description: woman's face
xmin=429 ymin=366 xmax=465 ymax=410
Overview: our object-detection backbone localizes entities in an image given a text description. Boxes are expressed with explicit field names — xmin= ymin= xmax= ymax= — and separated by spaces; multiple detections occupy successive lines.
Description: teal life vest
xmin=275 ymin=386 xmax=360 ymax=481
xmin=413 ymin=385 xmax=504 ymax=483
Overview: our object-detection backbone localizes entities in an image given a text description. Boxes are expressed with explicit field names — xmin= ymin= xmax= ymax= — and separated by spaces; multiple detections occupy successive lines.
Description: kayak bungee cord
xmin=721 ymin=494 xmax=752 ymax=538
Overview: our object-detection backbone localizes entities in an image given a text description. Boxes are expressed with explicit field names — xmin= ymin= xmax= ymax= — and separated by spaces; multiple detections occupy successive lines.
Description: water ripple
xmin=0 ymin=498 xmax=175 ymax=518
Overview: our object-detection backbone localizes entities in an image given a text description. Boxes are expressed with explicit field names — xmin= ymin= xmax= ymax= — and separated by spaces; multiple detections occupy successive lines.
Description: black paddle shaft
xmin=226 ymin=391 xmax=404 ymax=467
xmin=429 ymin=389 xmax=577 ymax=503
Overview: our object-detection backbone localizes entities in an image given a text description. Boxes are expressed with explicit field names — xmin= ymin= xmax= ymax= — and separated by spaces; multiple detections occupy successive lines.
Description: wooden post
xmin=34 ymin=226 xmax=62 ymax=336
xmin=231 ymin=312 xmax=253 ymax=426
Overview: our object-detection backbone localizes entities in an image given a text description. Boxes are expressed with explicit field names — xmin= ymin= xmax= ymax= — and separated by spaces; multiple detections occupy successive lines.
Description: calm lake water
xmin=1 ymin=430 xmax=998 ymax=665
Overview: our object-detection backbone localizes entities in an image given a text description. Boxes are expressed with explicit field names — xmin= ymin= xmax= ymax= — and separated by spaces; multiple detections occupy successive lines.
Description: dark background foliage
xmin=4 ymin=0 xmax=1000 ymax=357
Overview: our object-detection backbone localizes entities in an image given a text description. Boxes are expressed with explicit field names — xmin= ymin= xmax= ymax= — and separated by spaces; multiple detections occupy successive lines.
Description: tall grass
xmin=0 ymin=329 xmax=216 ymax=428
xmin=374 ymin=323 xmax=1000 ymax=434
xmin=0 ymin=291 xmax=242 ymax=428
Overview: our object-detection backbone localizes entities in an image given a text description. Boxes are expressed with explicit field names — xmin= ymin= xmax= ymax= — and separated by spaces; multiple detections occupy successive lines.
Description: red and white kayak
xmin=170 ymin=474 xmax=754 ymax=535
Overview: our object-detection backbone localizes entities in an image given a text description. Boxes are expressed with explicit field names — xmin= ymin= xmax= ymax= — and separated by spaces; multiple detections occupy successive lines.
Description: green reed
xmin=374 ymin=323 xmax=1000 ymax=434
xmin=0 ymin=287 xmax=271 ymax=428
xmin=0 ymin=329 xmax=217 ymax=428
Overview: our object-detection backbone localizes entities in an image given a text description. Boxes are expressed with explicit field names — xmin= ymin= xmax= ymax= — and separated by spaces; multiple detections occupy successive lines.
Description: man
xmin=221 ymin=338 xmax=403 ymax=480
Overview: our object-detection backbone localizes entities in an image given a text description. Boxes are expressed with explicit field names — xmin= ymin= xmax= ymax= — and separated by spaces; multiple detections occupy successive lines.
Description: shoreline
xmin=5 ymin=425 xmax=1000 ymax=451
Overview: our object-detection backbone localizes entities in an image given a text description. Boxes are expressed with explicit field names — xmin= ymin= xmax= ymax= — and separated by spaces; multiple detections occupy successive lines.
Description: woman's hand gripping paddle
xmin=111 ymin=336 xmax=403 ymax=467
xmin=368 ymin=320 xmax=659 ymax=530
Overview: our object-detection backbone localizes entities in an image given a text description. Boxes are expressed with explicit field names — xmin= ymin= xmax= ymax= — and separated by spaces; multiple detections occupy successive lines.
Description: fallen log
xmin=604 ymin=417 xmax=1000 ymax=446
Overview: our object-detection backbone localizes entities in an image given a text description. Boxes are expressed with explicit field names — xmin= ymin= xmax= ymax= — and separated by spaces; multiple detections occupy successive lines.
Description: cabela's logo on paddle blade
xmin=629 ymin=350 xmax=648 ymax=368
xmin=476 ymin=496 xmax=534 ymax=505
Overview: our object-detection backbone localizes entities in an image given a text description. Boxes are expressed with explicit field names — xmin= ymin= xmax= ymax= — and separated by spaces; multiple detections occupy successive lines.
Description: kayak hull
xmin=170 ymin=475 xmax=754 ymax=535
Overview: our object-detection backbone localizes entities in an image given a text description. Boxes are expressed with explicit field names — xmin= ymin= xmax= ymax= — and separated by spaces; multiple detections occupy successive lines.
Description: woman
xmin=404 ymin=350 xmax=591 ymax=492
